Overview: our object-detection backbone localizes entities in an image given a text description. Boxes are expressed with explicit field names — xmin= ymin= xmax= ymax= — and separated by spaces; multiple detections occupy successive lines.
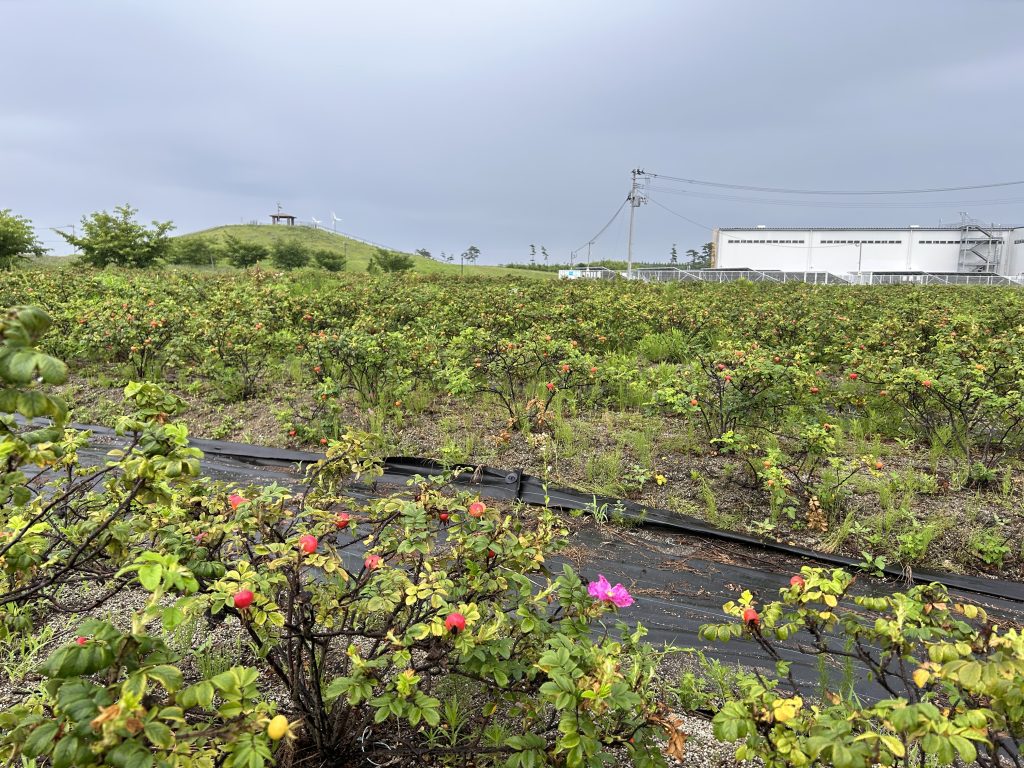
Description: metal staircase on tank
xmin=957 ymin=218 xmax=1004 ymax=274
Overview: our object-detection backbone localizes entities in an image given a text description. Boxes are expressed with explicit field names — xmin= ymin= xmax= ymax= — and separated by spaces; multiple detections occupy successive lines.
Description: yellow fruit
xmin=267 ymin=714 xmax=289 ymax=740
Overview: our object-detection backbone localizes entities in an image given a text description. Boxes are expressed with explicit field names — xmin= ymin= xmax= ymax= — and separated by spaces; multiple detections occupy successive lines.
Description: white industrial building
xmin=713 ymin=224 xmax=1024 ymax=276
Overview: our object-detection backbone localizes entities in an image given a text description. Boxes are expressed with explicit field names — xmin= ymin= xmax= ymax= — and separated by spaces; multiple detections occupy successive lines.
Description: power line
xmin=647 ymin=172 xmax=1024 ymax=196
xmin=646 ymin=197 xmax=710 ymax=230
xmin=574 ymin=194 xmax=630 ymax=253
xmin=644 ymin=185 xmax=1024 ymax=209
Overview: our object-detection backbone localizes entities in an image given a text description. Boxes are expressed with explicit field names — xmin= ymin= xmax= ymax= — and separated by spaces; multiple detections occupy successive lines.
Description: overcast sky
xmin=4 ymin=0 xmax=1024 ymax=264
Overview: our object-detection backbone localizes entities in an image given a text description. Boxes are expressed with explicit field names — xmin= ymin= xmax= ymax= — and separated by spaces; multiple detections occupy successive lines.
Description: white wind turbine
xmin=311 ymin=216 xmax=322 ymax=230
xmin=330 ymin=211 xmax=341 ymax=232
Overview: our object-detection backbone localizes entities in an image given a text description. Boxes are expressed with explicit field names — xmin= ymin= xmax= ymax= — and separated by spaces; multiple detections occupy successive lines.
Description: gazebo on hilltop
xmin=270 ymin=202 xmax=295 ymax=225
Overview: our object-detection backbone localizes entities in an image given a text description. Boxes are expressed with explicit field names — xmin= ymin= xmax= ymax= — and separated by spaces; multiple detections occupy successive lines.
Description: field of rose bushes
xmin=1 ymin=267 xmax=1023 ymax=768
xmin=4 ymin=266 xmax=1023 ymax=579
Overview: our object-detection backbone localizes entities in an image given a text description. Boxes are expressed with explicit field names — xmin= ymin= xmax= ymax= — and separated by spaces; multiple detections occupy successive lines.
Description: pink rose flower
xmin=228 ymin=493 xmax=248 ymax=510
xmin=587 ymin=574 xmax=634 ymax=608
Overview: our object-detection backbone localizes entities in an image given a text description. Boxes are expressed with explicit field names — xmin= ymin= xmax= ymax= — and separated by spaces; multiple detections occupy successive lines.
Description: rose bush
xmin=698 ymin=567 xmax=1024 ymax=768
xmin=0 ymin=305 xmax=671 ymax=767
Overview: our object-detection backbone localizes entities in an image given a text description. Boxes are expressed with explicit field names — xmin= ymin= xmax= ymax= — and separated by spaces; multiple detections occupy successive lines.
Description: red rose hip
xmin=445 ymin=612 xmax=466 ymax=634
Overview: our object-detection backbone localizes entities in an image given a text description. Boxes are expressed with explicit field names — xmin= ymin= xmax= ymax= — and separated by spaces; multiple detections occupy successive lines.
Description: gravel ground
xmin=670 ymin=716 xmax=758 ymax=768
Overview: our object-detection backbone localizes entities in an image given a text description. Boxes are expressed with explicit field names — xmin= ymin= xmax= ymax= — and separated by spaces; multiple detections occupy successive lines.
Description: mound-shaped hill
xmin=177 ymin=225 xmax=549 ymax=277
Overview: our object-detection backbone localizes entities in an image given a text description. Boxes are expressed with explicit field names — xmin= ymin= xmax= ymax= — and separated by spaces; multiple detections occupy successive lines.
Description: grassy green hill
xmin=177 ymin=225 xmax=551 ymax=278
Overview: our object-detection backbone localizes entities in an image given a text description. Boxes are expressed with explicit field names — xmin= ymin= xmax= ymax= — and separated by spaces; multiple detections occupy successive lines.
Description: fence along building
xmin=713 ymin=224 xmax=1024 ymax=276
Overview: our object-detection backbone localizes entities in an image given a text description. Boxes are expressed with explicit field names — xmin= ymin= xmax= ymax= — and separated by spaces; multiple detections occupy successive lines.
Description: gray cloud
xmin=4 ymin=0 xmax=1024 ymax=263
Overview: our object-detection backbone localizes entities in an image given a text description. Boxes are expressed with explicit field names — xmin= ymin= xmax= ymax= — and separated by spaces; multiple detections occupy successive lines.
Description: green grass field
xmin=176 ymin=224 xmax=553 ymax=278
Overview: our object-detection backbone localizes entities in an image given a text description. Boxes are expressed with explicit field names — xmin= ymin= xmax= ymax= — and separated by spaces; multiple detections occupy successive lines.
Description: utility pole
xmin=586 ymin=241 xmax=592 ymax=268
xmin=626 ymin=168 xmax=648 ymax=278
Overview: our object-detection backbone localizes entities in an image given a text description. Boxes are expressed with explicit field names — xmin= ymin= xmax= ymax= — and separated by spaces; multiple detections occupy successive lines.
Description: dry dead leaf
xmin=652 ymin=711 xmax=688 ymax=763
xmin=90 ymin=703 xmax=121 ymax=730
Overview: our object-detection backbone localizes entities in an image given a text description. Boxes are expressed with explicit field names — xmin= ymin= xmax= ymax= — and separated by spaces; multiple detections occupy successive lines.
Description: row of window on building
xmin=820 ymin=239 xmax=901 ymax=245
xmin=727 ymin=239 xmax=806 ymax=244
xmin=919 ymin=239 xmax=1002 ymax=245
xmin=727 ymin=237 xmax=1012 ymax=246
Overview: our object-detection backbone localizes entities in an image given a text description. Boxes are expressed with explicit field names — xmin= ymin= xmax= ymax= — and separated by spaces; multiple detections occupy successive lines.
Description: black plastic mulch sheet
xmin=68 ymin=428 xmax=1024 ymax=695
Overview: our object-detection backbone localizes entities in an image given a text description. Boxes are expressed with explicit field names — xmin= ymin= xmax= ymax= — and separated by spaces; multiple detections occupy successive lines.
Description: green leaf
xmin=40 ymin=643 xmax=115 ymax=678
xmin=161 ymin=604 xmax=184 ymax=631
xmin=36 ymin=353 xmax=68 ymax=384
xmin=22 ymin=721 xmax=59 ymax=758
xmin=0 ymin=387 xmax=19 ymax=412
xmin=958 ymin=661 xmax=982 ymax=688
xmin=144 ymin=720 xmax=175 ymax=749
xmin=211 ymin=668 xmax=242 ymax=696
xmin=950 ymin=735 xmax=977 ymax=763
xmin=712 ymin=702 xmax=751 ymax=742
xmin=58 ymin=682 xmax=103 ymax=722
xmin=148 ymin=665 xmax=183 ymax=693
xmin=6 ymin=349 xmax=39 ymax=383
xmin=137 ymin=563 xmax=162 ymax=591
xmin=422 ymin=705 xmax=440 ymax=727
xmin=122 ymin=671 xmax=148 ymax=701
xmin=831 ymin=742 xmax=857 ymax=768
xmin=407 ymin=623 xmax=430 ymax=641
xmin=51 ymin=734 xmax=86 ymax=768
xmin=107 ymin=739 xmax=154 ymax=768
xmin=17 ymin=390 xmax=53 ymax=418
xmin=878 ymin=734 xmax=906 ymax=759
xmin=178 ymin=681 xmax=214 ymax=710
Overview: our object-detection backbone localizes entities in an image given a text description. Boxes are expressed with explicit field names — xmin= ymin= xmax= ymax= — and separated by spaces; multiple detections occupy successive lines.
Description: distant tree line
xmin=412 ymin=246 xmax=482 ymax=275
xmin=505 ymin=242 xmax=715 ymax=272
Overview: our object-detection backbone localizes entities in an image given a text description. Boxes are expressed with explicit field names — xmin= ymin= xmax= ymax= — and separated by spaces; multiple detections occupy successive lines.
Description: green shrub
xmin=313 ymin=248 xmax=346 ymax=272
xmin=271 ymin=240 xmax=310 ymax=270
xmin=698 ymin=568 xmax=1024 ymax=768
xmin=368 ymin=247 xmax=414 ymax=272
xmin=221 ymin=234 xmax=269 ymax=268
